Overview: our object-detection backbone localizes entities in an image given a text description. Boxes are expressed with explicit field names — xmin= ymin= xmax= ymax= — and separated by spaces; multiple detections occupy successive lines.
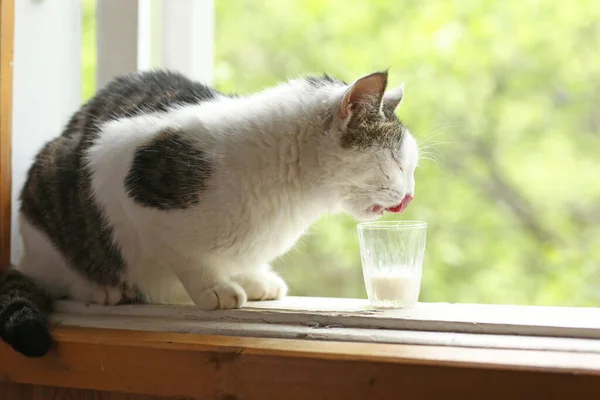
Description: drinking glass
xmin=357 ymin=221 xmax=427 ymax=308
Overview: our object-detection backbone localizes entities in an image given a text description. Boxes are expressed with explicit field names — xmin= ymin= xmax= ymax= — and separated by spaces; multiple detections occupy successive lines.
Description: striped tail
xmin=0 ymin=269 xmax=53 ymax=357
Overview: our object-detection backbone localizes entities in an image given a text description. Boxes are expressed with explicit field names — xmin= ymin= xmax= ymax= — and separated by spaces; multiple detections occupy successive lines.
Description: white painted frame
xmin=158 ymin=0 xmax=214 ymax=84
xmin=96 ymin=0 xmax=139 ymax=90
xmin=53 ymin=297 xmax=600 ymax=354
xmin=96 ymin=0 xmax=214 ymax=89
xmin=11 ymin=0 xmax=82 ymax=265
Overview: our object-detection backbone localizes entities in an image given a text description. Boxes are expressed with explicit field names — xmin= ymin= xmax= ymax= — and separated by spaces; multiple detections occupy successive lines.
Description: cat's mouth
xmin=370 ymin=195 xmax=413 ymax=215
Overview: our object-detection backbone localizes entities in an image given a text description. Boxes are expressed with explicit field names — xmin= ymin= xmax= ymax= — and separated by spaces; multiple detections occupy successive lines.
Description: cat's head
xmin=320 ymin=70 xmax=418 ymax=221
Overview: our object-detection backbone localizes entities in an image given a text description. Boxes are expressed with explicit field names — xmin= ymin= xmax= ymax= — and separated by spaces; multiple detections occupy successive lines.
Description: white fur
xmin=16 ymin=215 xmax=123 ymax=305
xmin=17 ymin=74 xmax=419 ymax=309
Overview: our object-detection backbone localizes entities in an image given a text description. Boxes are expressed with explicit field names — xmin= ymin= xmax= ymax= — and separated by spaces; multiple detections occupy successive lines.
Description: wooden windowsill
xmin=1 ymin=326 xmax=600 ymax=399
xmin=5 ymin=296 xmax=600 ymax=398
xmin=0 ymin=298 xmax=599 ymax=397
xmin=51 ymin=296 xmax=600 ymax=354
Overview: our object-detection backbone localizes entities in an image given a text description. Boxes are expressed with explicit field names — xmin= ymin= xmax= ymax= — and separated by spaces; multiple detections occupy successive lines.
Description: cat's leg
xmin=232 ymin=264 xmax=288 ymax=301
xmin=170 ymin=261 xmax=247 ymax=310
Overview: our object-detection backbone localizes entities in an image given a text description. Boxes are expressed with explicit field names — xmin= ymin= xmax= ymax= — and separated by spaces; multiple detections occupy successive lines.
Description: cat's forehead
xmin=340 ymin=112 xmax=406 ymax=151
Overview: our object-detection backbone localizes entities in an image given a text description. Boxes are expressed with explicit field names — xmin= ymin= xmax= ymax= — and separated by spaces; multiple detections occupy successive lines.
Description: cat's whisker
xmin=419 ymin=149 xmax=444 ymax=158
xmin=418 ymin=156 xmax=441 ymax=166
xmin=417 ymin=126 xmax=455 ymax=142
xmin=416 ymin=123 xmax=463 ymax=148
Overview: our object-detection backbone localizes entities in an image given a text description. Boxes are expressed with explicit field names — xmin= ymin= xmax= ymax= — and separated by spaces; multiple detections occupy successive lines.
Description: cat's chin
xmin=351 ymin=208 xmax=385 ymax=222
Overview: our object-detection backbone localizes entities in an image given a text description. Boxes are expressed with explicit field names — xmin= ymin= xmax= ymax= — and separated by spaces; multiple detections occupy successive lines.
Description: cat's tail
xmin=0 ymin=268 xmax=53 ymax=357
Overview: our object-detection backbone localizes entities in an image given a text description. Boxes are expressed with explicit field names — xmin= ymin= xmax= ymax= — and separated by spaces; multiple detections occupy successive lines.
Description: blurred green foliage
xmin=82 ymin=0 xmax=96 ymax=101
xmin=82 ymin=0 xmax=600 ymax=306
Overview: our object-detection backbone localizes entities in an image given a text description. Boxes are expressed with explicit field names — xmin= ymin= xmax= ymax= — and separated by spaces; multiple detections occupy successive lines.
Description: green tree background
xmin=82 ymin=0 xmax=600 ymax=306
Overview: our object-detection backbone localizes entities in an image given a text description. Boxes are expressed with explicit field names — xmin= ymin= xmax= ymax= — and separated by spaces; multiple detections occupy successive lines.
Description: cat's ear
xmin=339 ymin=71 xmax=388 ymax=120
xmin=383 ymin=83 xmax=404 ymax=114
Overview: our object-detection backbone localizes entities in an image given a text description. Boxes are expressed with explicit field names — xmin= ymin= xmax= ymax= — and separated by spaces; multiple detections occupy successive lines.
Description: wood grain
xmin=1 ymin=326 xmax=600 ymax=399
xmin=0 ymin=0 xmax=14 ymax=269
xmin=0 ymin=382 xmax=168 ymax=400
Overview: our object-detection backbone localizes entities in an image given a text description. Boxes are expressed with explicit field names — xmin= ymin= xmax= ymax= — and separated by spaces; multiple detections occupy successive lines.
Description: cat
xmin=0 ymin=69 xmax=418 ymax=357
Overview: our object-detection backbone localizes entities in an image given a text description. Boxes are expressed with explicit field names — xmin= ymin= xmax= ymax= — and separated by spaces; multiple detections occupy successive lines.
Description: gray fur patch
xmin=20 ymin=135 xmax=126 ymax=286
xmin=125 ymin=129 xmax=212 ymax=210
xmin=118 ymin=283 xmax=147 ymax=304
xmin=341 ymin=105 xmax=406 ymax=150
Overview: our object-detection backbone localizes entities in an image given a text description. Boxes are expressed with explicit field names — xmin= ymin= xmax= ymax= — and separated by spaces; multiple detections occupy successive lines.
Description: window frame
xmin=0 ymin=0 xmax=13 ymax=269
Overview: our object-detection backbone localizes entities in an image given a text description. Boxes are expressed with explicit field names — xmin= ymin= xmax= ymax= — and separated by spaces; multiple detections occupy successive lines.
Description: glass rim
xmin=357 ymin=220 xmax=427 ymax=230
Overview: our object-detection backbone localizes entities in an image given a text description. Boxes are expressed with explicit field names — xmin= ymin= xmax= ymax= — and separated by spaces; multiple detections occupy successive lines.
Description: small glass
xmin=357 ymin=221 xmax=427 ymax=309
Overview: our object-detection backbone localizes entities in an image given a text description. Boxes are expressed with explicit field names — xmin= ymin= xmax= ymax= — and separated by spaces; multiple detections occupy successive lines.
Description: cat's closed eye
xmin=390 ymin=151 xmax=403 ymax=171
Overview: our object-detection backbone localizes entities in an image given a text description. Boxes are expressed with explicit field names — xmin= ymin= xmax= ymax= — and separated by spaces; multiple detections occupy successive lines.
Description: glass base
xmin=368 ymin=299 xmax=418 ymax=309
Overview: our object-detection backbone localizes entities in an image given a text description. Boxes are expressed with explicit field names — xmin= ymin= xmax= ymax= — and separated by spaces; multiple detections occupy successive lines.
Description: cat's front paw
xmin=191 ymin=281 xmax=247 ymax=310
xmin=233 ymin=268 xmax=288 ymax=301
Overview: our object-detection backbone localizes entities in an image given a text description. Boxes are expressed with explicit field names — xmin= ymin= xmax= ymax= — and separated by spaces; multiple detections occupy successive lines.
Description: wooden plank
xmin=1 ymin=326 xmax=600 ymax=399
xmin=53 ymin=296 xmax=600 ymax=340
xmin=0 ymin=382 xmax=167 ymax=400
xmin=50 ymin=311 xmax=600 ymax=354
xmin=0 ymin=0 xmax=14 ymax=269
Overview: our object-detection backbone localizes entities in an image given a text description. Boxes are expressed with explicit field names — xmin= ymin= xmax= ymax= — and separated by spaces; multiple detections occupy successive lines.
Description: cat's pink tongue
xmin=386 ymin=205 xmax=403 ymax=213
xmin=385 ymin=195 xmax=413 ymax=214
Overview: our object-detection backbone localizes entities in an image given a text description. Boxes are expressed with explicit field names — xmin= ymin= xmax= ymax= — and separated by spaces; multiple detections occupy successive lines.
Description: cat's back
xmin=23 ymin=70 xmax=221 ymax=213
xmin=66 ymin=70 xmax=220 ymax=139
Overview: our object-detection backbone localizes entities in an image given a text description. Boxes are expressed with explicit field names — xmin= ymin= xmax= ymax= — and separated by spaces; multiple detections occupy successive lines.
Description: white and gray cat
xmin=0 ymin=70 xmax=418 ymax=357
